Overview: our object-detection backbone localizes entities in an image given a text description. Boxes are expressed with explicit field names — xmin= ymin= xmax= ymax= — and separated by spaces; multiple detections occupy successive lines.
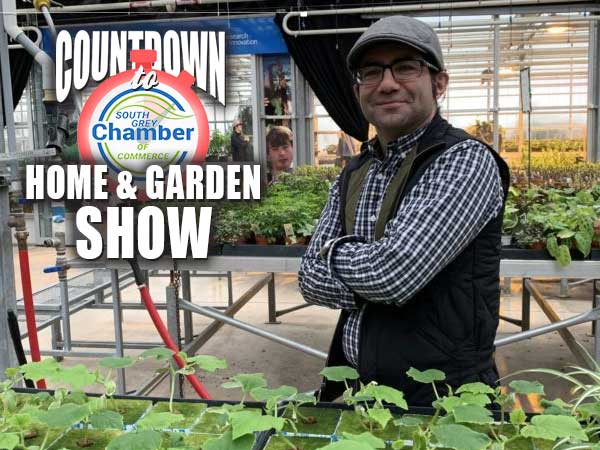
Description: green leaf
xmin=99 ymin=356 xmax=136 ymax=369
xmin=320 ymin=366 xmax=360 ymax=382
xmin=367 ymin=408 xmax=393 ymax=429
xmin=459 ymin=393 xmax=491 ymax=407
xmin=555 ymin=244 xmax=572 ymax=266
xmin=456 ymin=383 xmax=495 ymax=395
xmin=89 ymin=410 xmax=124 ymax=429
xmin=406 ymin=367 xmax=446 ymax=384
xmin=185 ymin=355 xmax=227 ymax=372
xmin=67 ymin=391 xmax=89 ymax=405
xmin=436 ymin=396 xmax=463 ymax=414
xmin=509 ymin=380 xmax=545 ymax=395
xmin=249 ymin=385 xmax=297 ymax=402
xmin=576 ymin=402 xmax=600 ymax=419
xmin=0 ymin=433 xmax=19 ymax=450
xmin=453 ymin=404 xmax=493 ymax=424
xmin=557 ymin=229 xmax=576 ymax=239
xmin=317 ymin=441 xmax=380 ymax=450
xmin=342 ymin=432 xmax=387 ymax=449
xmin=362 ymin=384 xmax=408 ymax=409
xmin=136 ymin=412 xmax=184 ymax=430
xmin=203 ymin=431 xmax=255 ymax=450
xmin=509 ymin=409 xmax=527 ymax=425
xmin=33 ymin=403 xmax=89 ymax=428
xmin=431 ymin=424 xmax=491 ymax=450
xmin=49 ymin=364 xmax=97 ymax=391
xmin=107 ymin=430 xmax=163 ymax=450
xmin=222 ymin=373 xmax=267 ymax=394
xmin=546 ymin=236 xmax=559 ymax=257
xmin=19 ymin=358 xmax=59 ymax=382
xmin=575 ymin=231 xmax=592 ymax=256
xmin=139 ymin=347 xmax=174 ymax=361
xmin=230 ymin=411 xmax=285 ymax=440
xmin=520 ymin=415 xmax=588 ymax=441
xmin=395 ymin=416 xmax=425 ymax=427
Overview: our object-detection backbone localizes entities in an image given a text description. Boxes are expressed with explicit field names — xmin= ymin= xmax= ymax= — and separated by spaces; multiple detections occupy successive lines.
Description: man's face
xmin=268 ymin=142 xmax=293 ymax=171
xmin=354 ymin=44 xmax=446 ymax=142
xmin=234 ymin=124 xmax=243 ymax=134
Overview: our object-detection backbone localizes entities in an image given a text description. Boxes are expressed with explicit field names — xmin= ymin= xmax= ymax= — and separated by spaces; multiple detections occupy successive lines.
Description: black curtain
xmin=1 ymin=48 xmax=33 ymax=126
xmin=274 ymin=13 xmax=370 ymax=141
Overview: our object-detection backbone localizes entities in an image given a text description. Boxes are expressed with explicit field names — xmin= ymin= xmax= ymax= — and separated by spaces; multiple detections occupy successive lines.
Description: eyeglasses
xmin=354 ymin=58 xmax=438 ymax=86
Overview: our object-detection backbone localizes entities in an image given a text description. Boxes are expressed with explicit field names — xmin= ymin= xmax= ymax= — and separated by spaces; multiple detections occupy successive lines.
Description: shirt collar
xmin=366 ymin=121 xmax=431 ymax=159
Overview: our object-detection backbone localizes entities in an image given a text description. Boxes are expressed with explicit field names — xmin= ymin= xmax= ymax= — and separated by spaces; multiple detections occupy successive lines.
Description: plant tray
xmin=222 ymin=244 xmax=307 ymax=257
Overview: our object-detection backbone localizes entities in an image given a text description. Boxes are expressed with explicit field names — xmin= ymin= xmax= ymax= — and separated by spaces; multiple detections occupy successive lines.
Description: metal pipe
xmin=180 ymin=299 xmax=328 ymax=360
xmin=495 ymin=307 xmax=600 ymax=346
xmin=2 ymin=0 xmax=55 ymax=101
xmin=492 ymin=18 xmax=500 ymax=152
xmin=59 ymin=278 xmax=71 ymax=351
xmin=17 ymin=0 xmax=250 ymax=14
xmin=7 ymin=182 xmax=45 ymax=389
xmin=569 ymin=278 xmax=593 ymax=287
xmin=6 ymin=26 xmax=42 ymax=48
xmin=40 ymin=6 xmax=56 ymax=42
xmin=283 ymin=11 xmax=600 ymax=37
xmin=275 ymin=303 xmax=312 ymax=318
xmin=27 ymin=349 xmax=115 ymax=358
xmin=111 ymin=270 xmax=126 ymax=394
xmin=66 ymin=340 xmax=165 ymax=349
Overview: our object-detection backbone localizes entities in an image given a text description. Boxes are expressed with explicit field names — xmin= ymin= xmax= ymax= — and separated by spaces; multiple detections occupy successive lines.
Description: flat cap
xmin=347 ymin=15 xmax=445 ymax=72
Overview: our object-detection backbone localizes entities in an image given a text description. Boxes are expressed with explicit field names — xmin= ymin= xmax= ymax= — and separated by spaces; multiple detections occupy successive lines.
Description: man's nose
xmin=377 ymin=67 xmax=400 ymax=91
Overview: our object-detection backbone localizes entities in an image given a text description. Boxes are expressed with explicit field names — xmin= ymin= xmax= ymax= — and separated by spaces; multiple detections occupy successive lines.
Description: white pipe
xmin=7 ymin=26 xmax=41 ymax=48
xmin=284 ymin=10 xmax=600 ymax=37
xmin=16 ymin=0 xmax=250 ymax=14
xmin=41 ymin=5 xmax=56 ymax=42
xmin=2 ymin=0 xmax=55 ymax=101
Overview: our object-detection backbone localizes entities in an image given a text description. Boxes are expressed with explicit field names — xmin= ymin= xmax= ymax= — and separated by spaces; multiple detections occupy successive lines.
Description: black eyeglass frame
xmin=353 ymin=58 xmax=440 ymax=86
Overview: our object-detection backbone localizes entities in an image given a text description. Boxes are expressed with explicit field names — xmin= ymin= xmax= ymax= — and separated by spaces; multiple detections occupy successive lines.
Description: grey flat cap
xmin=347 ymin=15 xmax=445 ymax=72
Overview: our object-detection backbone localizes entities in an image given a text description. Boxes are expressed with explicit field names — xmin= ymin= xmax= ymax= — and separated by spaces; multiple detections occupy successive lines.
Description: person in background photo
xmin=266 ymin=125 xmax=294 ymax=183
xmin=231 ymin=119 xmax=250 ymax=162
xmin=335 ymin=132 xmax=358 ymax=168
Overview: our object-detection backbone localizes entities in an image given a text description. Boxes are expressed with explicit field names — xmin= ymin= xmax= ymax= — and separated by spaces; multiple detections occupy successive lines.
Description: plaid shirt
xmin=298 ymin=124 xmax=504 ymax=367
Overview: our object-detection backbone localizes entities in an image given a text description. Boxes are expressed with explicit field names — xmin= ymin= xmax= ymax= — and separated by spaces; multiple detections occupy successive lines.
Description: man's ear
xmin=434 ymin=72 xmax=449 ymax=99
xmin=352 ymin=83 xmax=360 ymax=101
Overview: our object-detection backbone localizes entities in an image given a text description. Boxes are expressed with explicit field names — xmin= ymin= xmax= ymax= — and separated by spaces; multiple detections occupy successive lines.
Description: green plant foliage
xmin=320 ymin=366 xmax=360 ymax=382
xmin=136 ymin=412 xmax=184 ymax=430
xmin=406 ymin=367 xmax=446 ymax=384
xmin=229 ymin=410 xmax=285 ymax=439
xmin=89 ymin=410 xmax=124 ymax=429
xmin=341 ymin=432 xmax=387 ymax=448
xmin=509 ymin=380 xmax=545 ymax=395
xmin=106 ymin=430 xmax=162 ymax=450
xmin=430 ymin=424 xmax=491 ymax=450
xmin=520 ymin=415 xmax=588 ymax=441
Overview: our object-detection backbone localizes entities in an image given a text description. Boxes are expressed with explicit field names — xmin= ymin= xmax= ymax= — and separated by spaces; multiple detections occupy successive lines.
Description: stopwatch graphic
xmin=78 ymin=49 xmax=209 ymax=182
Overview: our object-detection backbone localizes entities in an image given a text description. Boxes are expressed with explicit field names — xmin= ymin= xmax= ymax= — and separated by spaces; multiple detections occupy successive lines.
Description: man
xmin=231 ymin=119 xmax=250 ymax=162
xmin=266 ymin=125 xmax=294 ymax=183
xmin=298 ymin=15 xmax=510 ymax=406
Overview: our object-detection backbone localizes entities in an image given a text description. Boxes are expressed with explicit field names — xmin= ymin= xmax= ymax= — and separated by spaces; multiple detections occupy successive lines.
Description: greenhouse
xmin=1 ymin=0 xmax=600 ymax=449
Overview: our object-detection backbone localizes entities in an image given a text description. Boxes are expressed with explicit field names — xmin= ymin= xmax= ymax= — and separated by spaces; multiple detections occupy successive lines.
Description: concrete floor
xmin=9 ymin=246 xmax=598 ymax=410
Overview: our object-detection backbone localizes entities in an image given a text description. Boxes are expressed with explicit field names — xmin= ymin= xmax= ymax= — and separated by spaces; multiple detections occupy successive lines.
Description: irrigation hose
xmin=18 ymin=248 xmax=46 ymax=389
xmin=127 ymin=260 xmax=212 ymax=400
xmin=7 ymin=311 xmax=34 ymax=388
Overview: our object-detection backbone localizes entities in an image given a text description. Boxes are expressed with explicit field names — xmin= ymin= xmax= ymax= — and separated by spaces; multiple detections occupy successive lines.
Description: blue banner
xmin=41 ymin=16 xmax=288 ymax=56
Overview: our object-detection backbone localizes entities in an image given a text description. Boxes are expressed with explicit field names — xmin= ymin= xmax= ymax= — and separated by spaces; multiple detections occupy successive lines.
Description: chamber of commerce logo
xmin=78 ymin=49 xmax=209 ymax=181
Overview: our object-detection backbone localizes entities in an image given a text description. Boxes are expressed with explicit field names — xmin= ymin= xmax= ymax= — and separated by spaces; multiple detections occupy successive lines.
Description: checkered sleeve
xmin=329 ymin=140 xmax=504 ymax=304
xmin=298 ymin=175 xmax=358 ymax=310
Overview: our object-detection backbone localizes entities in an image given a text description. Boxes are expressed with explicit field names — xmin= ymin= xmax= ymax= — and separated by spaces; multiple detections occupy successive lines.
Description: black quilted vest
xmin=319 ymin=113 xmax=510 ymax=406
